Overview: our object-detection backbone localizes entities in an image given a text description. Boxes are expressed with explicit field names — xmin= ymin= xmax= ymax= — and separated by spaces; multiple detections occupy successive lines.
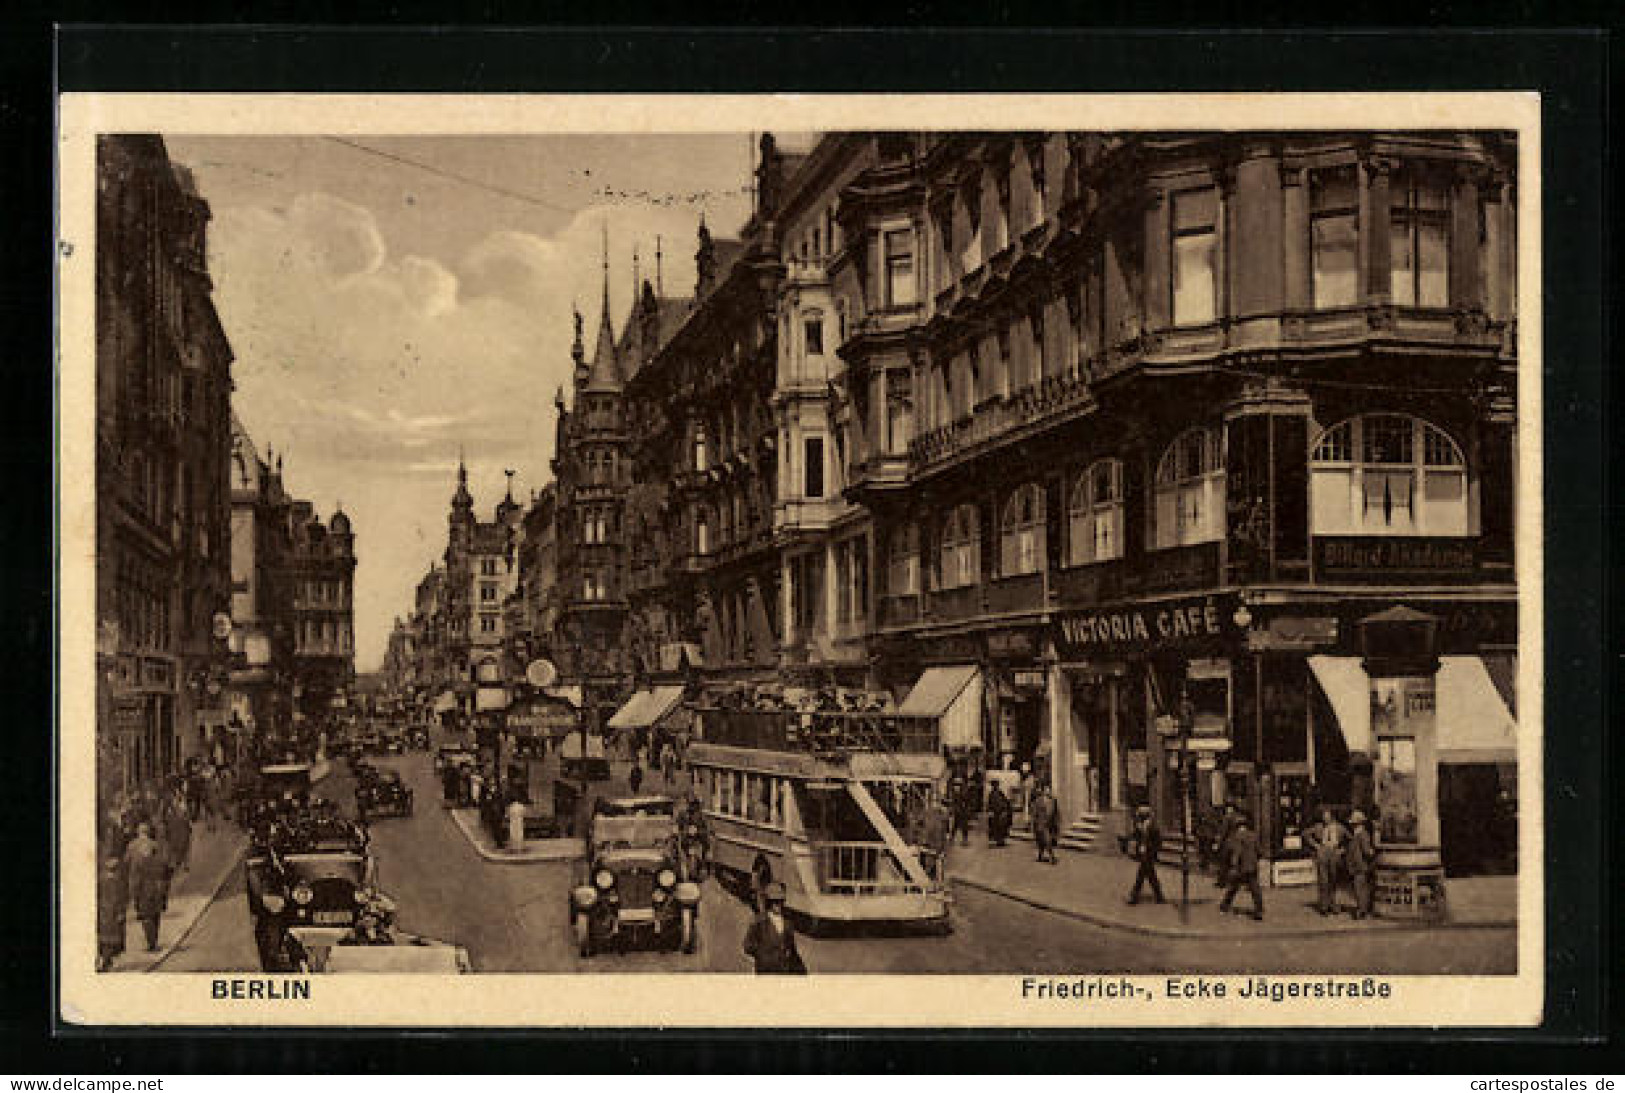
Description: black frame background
xmin=0 ymin=22 xmax=1611 ymax=1074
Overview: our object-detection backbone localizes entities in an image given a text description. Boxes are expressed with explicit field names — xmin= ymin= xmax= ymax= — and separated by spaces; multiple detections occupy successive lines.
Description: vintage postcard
xmin=57 ymin=91 xmax=1542 ymax=1027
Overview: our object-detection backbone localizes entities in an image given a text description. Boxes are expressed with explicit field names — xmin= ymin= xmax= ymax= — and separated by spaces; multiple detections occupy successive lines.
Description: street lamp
xmin=1177 ymin=683 xmax=1195 ymax=926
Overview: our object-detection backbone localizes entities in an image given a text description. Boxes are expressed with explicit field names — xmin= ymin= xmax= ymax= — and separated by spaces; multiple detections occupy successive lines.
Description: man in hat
xmin=1218 ymin=813 xmax=1265 ymax=920
xmin=1345 ymin=810 xmax=1377 ymax=920
xmin=1125 ymin=805 xmax=1166 ymax=905
xmin=1305 ymin=806 xmax=1350 ymax=916
xmin=125 ymin=821 xmax=168 ymax=952
xmin=96 ymin=852 xmax=128 ymax=971
xmin=742 ymin=881 xmax=806 ymax=974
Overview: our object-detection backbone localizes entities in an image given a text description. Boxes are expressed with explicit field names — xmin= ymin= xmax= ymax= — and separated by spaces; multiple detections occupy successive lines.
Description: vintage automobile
xmin=356 ymin=769 xmax=414 ymax=818
xmin=569 ymin=795 xmax=699 ymax=957
xmin=237 ymin=762 xmax=313 ymax=829
xmin=246 ymin=811 xmax=377 ymax=971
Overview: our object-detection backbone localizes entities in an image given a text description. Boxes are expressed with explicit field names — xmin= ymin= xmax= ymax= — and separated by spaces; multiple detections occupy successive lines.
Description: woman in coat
xmin=985 ymin=783 xmax=1013 ymax=847
xmin=1030 ymin=782 xmax=1060 ymax=864
xmin=164 ymin=796 xmax=193 ymax=877
xmin=125 ymin=822 xmax=168 ymax=952
xmin=96 ymin=853 xmax=128 ymax=971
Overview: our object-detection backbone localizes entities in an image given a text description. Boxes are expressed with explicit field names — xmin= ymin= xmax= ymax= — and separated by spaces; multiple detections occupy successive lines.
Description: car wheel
xmin=680 ymin=908 xmax=696 ymax=954
xmin=574 ymin=913 xmax=592 ymax=958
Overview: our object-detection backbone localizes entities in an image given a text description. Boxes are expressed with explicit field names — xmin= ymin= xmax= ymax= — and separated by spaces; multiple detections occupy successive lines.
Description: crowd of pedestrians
xmin=96 ymin=760 xmax=235 ymax=970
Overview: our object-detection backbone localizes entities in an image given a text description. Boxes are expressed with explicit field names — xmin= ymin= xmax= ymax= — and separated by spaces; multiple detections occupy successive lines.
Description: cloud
xmin=203 ymin=185 xmax=739 ymax=670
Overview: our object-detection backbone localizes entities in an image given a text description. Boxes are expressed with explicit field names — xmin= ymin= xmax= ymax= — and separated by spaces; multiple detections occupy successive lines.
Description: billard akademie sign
xmin=1056 ymin=593 xmax=1235 ymax=654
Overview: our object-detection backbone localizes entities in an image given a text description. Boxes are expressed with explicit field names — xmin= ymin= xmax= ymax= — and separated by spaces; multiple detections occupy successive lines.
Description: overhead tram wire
xmin=321 ymin=136 xmax=580 ymax=215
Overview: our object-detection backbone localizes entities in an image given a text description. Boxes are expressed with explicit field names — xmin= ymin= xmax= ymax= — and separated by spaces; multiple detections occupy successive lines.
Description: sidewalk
xmin=447 ymin=807 xmax=582 ymax=863
xmin=948 ymin=838 xmax=1517 ymax=939
xmin=112 ymin=814 xmax=247 ymax=973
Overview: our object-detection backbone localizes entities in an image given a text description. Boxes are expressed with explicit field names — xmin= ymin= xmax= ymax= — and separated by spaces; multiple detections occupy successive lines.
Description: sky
xmin=165 ymin=134 xmax=769 ymax=671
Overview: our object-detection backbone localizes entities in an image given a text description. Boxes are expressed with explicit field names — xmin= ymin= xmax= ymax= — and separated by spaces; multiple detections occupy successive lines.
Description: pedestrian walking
xmin=1305 ymin=806 xmax=1350 ymax=915
xmin=985 ymin=782 xmax=1013 ymax=848
xmin=1030 ymin=782 xmax=1059 ymax=863
xmin=918 ymin=792 xmax=950 ymax=881
xmin=742 ymin=881 xmax=807 ymax=974
xmin=1212 ymin=802 xmax=1241 ymax=889
xmin=1218 ymin=813 xmax=1265 ymax=920
xmin=628 ymin=763 xmax=644 ymax=795
xmin=1345 ymin=810 xmax=1377 ymax=920
xmin=660 ymin=740 xmax=677 ymax=788
xmin=96 ymin=852 xmax=128 ymax=971
xmin=164 ymin=794 xmax=193 ymax=878
xmin=1125 ymin=805 xmax=1166 ymax=905
xmin=949 ymin=777 xmax=972 ymax=846
xmin=197 ymin=763 xmax=217 ymax=831
xmin=125 ymin=822 xmax=168 ymax=952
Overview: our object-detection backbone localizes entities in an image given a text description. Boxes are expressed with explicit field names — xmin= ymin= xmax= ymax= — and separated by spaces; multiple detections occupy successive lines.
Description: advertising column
xmin=1360 ymin=606 xmax=1447 ymax=919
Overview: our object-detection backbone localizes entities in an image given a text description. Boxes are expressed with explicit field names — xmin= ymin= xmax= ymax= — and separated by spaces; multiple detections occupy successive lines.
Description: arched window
xmin=1000 ymin=483 xmax=1045 ymax=576
xmin=1068 ymin=459 xmax=1124 ymax=565
xmin=939 ymin=504 xmax=981 ymax=590
xmin=1311 ymin=414 xmax=1468 ymax=536
xmin=888 ymin=522 xmax=920 ymax=596
xmin=1153 ymin=427 xmax=1224 ymax=549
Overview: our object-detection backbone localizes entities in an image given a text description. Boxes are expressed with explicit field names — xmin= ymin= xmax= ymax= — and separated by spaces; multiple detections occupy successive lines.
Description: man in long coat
xmin=164 ymin=796 xmax=193 ymax=878
xmin=1030 ymin=782 xmax=1060 ymax=863
xmin=1125 ymin=805 xmax=1166 ymax=905
xmin=1218 ymin=814 xmax=1265 ymax=920
xmin=742 ymin=882 xmax=806 ymax=974
xmin=125 ymin=821 xmax=168 ymax=952
xmin=96 ymin=853 xmax=128 ymax=971
xmin=1344 ymin=810 xmax=1377 ymax=920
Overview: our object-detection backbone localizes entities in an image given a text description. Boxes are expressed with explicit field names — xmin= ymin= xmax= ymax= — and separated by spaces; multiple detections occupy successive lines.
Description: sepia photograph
xmin=56 ymin=92 xmax=1542 ymax=1027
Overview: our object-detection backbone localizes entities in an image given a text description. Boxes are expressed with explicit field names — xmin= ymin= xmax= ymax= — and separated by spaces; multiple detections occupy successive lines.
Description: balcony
xmin=846 ymin=452 xmax=910 ymax=497
xmin=909 ymin=370 xmax=1094 ymax=475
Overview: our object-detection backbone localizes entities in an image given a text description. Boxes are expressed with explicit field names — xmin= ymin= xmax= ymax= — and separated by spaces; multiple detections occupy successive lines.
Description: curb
xmin=135 ymin=831 xmax=248 ymax=973
xmin=948 ymin=873 xmax=1516 ymax=940
xmin=447 ymin=808 xmax=581 ymax=863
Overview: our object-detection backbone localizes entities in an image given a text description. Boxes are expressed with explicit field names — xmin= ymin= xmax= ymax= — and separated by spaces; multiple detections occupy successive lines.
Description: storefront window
xmin=1000 ymin=483 xmax=1045 ymax=576
xmin=1067 ymin=459 xmax=1123 ymax=565
xmin=1153 ymin=427 xmax=1224 ymax=549
xmin=1311 ymin=414 xmax=1468 ymax=536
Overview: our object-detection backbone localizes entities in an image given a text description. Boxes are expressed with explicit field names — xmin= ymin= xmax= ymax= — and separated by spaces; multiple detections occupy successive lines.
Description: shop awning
xmin=607 ymin=690 xmax=656 ymax=731
xmin=606 ymin=686 xmax=687 ymax=731
xmin=544 ymin=684 xmax=584 ymax=709
xmin=432 ymin=691 xmax=457 ymax=714
xmin=1437 ymin=656 xmax=1517 ymax=764
xmin=1308 ymin=655 xmax=1517 ymax=764
xmin=1308 ymin=656 xmax=1372 ymax=756
xmin=899 ymin=665 xmax=983 ymax=751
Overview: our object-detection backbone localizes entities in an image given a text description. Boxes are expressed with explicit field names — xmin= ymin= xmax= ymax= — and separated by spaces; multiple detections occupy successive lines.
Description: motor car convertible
xmin=570 ymin=795 xmax=699 ymax=957
xmin=284 ymin=895 xmax=470 ymax=974
xmin=356 ymin=769 xmax=414 ymax=818
xmin=246 ymin=812 xmax=376 ymax=971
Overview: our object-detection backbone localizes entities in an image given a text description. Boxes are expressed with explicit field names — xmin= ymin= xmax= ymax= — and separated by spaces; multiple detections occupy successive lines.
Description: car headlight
xmin=291 ymin=883 xmax=314 ymax=905
xmin=657 ymin=869 xmax=677 ymax=889
xmin=651 ymin=888 xmax=667 ymax=903
xmin=594 ymin=870 xmax=614 ymax=890
xmin=261 ymin=893 xmax=286 ymax=913
xmin=354 ymin=887 xmax=370 ymax=904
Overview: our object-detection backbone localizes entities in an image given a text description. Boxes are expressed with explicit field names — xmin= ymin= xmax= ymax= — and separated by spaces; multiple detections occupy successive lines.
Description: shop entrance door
xmin=1013 ymin=699 xmax=1043 ymax=772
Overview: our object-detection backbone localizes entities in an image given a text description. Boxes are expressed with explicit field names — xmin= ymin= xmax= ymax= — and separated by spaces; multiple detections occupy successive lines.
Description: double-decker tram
xmin=686 ymin=688 xmax=951 ymax=931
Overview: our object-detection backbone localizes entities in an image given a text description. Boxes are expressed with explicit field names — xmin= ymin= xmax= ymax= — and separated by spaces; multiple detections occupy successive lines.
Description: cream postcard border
xmin=56 ymin=91 xmax=1544 ymax=1028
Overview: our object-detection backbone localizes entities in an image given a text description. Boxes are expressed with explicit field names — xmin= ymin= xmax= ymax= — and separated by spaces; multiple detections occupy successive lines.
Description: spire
xmin=631 ymin=244 xmax=640 ymax=308
xmin=451 ymin=447 xmax=473 ymax=512
xmin=656 ymin=235 xmax=664 ymax=296
xmin=587 ymin=237 xmax=621 ymax=391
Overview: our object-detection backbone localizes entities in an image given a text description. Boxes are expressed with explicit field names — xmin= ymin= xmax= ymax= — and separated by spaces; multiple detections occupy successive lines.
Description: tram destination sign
xmin=1055 ymin=593 xmax=1237 ymax=655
